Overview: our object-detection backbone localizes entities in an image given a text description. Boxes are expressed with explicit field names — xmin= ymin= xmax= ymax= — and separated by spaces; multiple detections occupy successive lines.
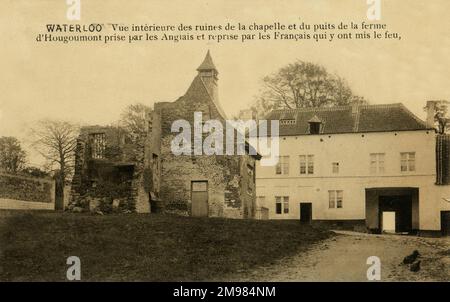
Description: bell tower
xmin=197 ymin=50 xmax=219 ymax=103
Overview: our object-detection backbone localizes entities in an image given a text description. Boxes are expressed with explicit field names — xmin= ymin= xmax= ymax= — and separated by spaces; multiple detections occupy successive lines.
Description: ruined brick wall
xmin=69 ymin=137 xmax=88 ymax=208
xmin=136 ymin=110 xmax=162 ymax=213
xmin=69 ymin=126 xmax=146 ymax=213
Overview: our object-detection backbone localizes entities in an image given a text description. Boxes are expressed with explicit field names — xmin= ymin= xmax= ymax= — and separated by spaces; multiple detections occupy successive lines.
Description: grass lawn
xmin=0 ymin=211 xmax=333 ymax=281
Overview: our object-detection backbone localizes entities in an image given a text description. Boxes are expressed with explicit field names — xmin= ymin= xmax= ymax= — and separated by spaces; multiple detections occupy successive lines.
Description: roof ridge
xmin=359 ymin=103 xmax=402 ymax=109
xmin=197 ymin=75 xmax=228 ymax=119
xmin=271 ymin=103 xmax=405 ymax=114
xmin=271 ymin=105 xmax=350 ymax=113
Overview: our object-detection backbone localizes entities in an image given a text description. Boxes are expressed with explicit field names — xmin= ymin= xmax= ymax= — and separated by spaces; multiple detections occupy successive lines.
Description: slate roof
xmin=184 ymin=74 xmax=228 ymax=119
xmin=265 ymin=103 xmax=432 ymax=136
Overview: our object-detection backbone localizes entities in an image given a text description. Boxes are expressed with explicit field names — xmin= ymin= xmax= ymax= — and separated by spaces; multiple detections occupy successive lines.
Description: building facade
xmin=154 ymin=51 xmax=260 ymax=218
xmin=256 ymin=103 xmax=450 ymax=235
xmin=69 ymin=52 xmax=260 ymax=218
xmin=69 ymin=120 xmax=162 ymax=213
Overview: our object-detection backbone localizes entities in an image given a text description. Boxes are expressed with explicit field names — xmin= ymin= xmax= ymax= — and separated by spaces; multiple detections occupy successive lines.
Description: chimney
xmin=425 ymin=101 xmax=437 ymax=129
xmin=240 ymin=109 xmax=257 ymax=121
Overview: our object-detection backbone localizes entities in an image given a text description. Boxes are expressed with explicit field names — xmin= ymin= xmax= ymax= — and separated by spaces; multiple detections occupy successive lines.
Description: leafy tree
xmin=119 ymin=103 xmax=152 ymax=142
xmin=0 ymin=136 xmax=27 ymax=173
xmin=434 ymin=101 xmax=449 ymax=134
xmin=237 ymin=61 xmax=367 ymax=119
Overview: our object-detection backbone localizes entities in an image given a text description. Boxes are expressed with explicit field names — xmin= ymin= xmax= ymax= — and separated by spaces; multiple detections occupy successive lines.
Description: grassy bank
xmin=0 ymin=211 xmax=333 ymax=281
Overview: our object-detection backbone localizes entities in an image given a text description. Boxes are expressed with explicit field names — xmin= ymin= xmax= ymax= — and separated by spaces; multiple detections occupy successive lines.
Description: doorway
xmin=191 ymin=181 xmax=208 ymax=217
xmin=300 ymin=203 xmax=312 ymax=223
xmin=379 ymin=195 xmax=412 ymax=233
xmin=381 ymin=211 xmax=396 ymax=233
xmin=442 ymin=211 xmax=450 ymax=236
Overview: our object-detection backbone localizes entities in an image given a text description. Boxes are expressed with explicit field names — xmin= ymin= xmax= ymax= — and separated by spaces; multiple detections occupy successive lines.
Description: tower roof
xmin=197 ymin=50 xmax=218 ymax=72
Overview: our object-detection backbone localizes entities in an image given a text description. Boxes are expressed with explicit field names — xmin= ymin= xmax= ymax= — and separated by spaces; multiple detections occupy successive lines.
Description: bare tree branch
xmin=29 ymin=119 xmax=79 ymax=182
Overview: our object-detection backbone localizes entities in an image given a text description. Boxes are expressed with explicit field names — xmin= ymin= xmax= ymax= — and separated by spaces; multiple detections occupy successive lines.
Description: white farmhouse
xmin=255 ymin=102 xmax=450 ymax=236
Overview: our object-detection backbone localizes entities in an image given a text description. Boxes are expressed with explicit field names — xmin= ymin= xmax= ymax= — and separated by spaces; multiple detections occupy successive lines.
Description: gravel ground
xmin=231 ymin=230 xmax=450 ymax=282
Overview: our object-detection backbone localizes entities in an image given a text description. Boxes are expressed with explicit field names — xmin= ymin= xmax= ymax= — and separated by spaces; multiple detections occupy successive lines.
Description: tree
xmin=30 ymin=119 xmax=79 ymax=183
xmin=237 ymin=61 xmax=367 ymax=119
xmin=434 ymin=101 xmax=449 ymax=134
xmin=119 ymin=103 xmax=152 ymax=142
xmin=0 ymin=136 xmax=27 ymax=173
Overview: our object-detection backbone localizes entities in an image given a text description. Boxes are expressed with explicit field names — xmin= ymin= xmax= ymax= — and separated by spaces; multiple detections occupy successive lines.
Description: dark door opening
xmin=149 ymin=192 xmax=161 ymax=213
xmin=441 ymin=211 xmax=450 ymax=236
xmin=379 ymin=195 xmax=412 ymax=233
xmin=191 ymin=181 xmax=208 ymax=217
xmin=300 ymin=203 xmax=312 ymax=223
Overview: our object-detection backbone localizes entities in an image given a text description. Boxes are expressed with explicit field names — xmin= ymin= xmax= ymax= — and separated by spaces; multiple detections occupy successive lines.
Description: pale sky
xmin=0 ymin=0 xmax=449 ymax=166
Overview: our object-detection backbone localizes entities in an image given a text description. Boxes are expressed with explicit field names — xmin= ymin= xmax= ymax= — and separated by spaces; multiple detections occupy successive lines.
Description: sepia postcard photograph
xmin=0 ymin=0 xmax=449 ymax=296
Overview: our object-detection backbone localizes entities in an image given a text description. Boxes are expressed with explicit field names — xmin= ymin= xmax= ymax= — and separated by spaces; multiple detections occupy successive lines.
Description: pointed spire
xmin=197 ymin=50 xmax=218 ymax=72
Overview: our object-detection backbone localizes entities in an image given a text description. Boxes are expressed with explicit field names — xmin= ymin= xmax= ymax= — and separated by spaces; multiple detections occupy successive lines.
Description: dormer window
xmin=280 ymin=119 xmax=296 ymax=125
xmin=308 ymin=115 xmax=322 ymax=134
xmin=279 ymin=112 xmax=296 ymax=126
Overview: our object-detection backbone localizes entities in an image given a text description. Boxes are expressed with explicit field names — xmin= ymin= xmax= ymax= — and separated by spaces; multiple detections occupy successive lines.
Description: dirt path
xmin=231 ymin=231 xmax=450 ymax=281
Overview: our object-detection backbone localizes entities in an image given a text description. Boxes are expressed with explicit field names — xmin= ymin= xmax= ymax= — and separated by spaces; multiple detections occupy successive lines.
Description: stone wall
xmin=68 ymin=52 xmax=258 ymax=217
xmin=159 ymin=136 xmax=245 ymax=218
xmin=0 ymin=173 xmax=54 ymax=203
xmin=155 ymin=84 xmax=259 ymax=219
xmin=0 ymin=173 xmax=55 ymax=210
xmin=69 ymin=122 xmax=161 ymax=213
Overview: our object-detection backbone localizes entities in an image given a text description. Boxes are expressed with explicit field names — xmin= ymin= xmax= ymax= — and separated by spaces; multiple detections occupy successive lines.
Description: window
xmin=275 ymin=196 xmax=289 ymax=214
xmin=332 ymin=162 xmax=339 ymax=174
xmin=329 ymin=190 xmax=343 ymax=209
xmin=280 ymin=119 xmax=296 ymax=125
xmin=299 ymin=155 xmax=314 ymax=175
xmin=307 ymin=155 xmax=314 ymax=174
xmin=275 ymin=196 xmax=282 ymax=214
xmin=400 ymin=152 xmax=415 ymax=172
xmin=275 ymin=156 xmax=289 ymax=175
xmin=309 ymin=122 xmax=321 ymax=134
xmin=336 ymin=191 xmax=343 ymax=208
xmin=370 ymin=153 xmax=385 ymax=174
xmin=90 ymin=133 xmax=106 ymax=159
xmin=283 ymin=197 xmax=289 ymax=214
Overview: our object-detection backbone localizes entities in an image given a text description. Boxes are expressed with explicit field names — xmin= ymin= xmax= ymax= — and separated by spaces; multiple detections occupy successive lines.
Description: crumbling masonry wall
xmin=69 ymin=121 xmax=161 ymax=213
xmin=155 ymin=95 xmax=257 ymax=219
